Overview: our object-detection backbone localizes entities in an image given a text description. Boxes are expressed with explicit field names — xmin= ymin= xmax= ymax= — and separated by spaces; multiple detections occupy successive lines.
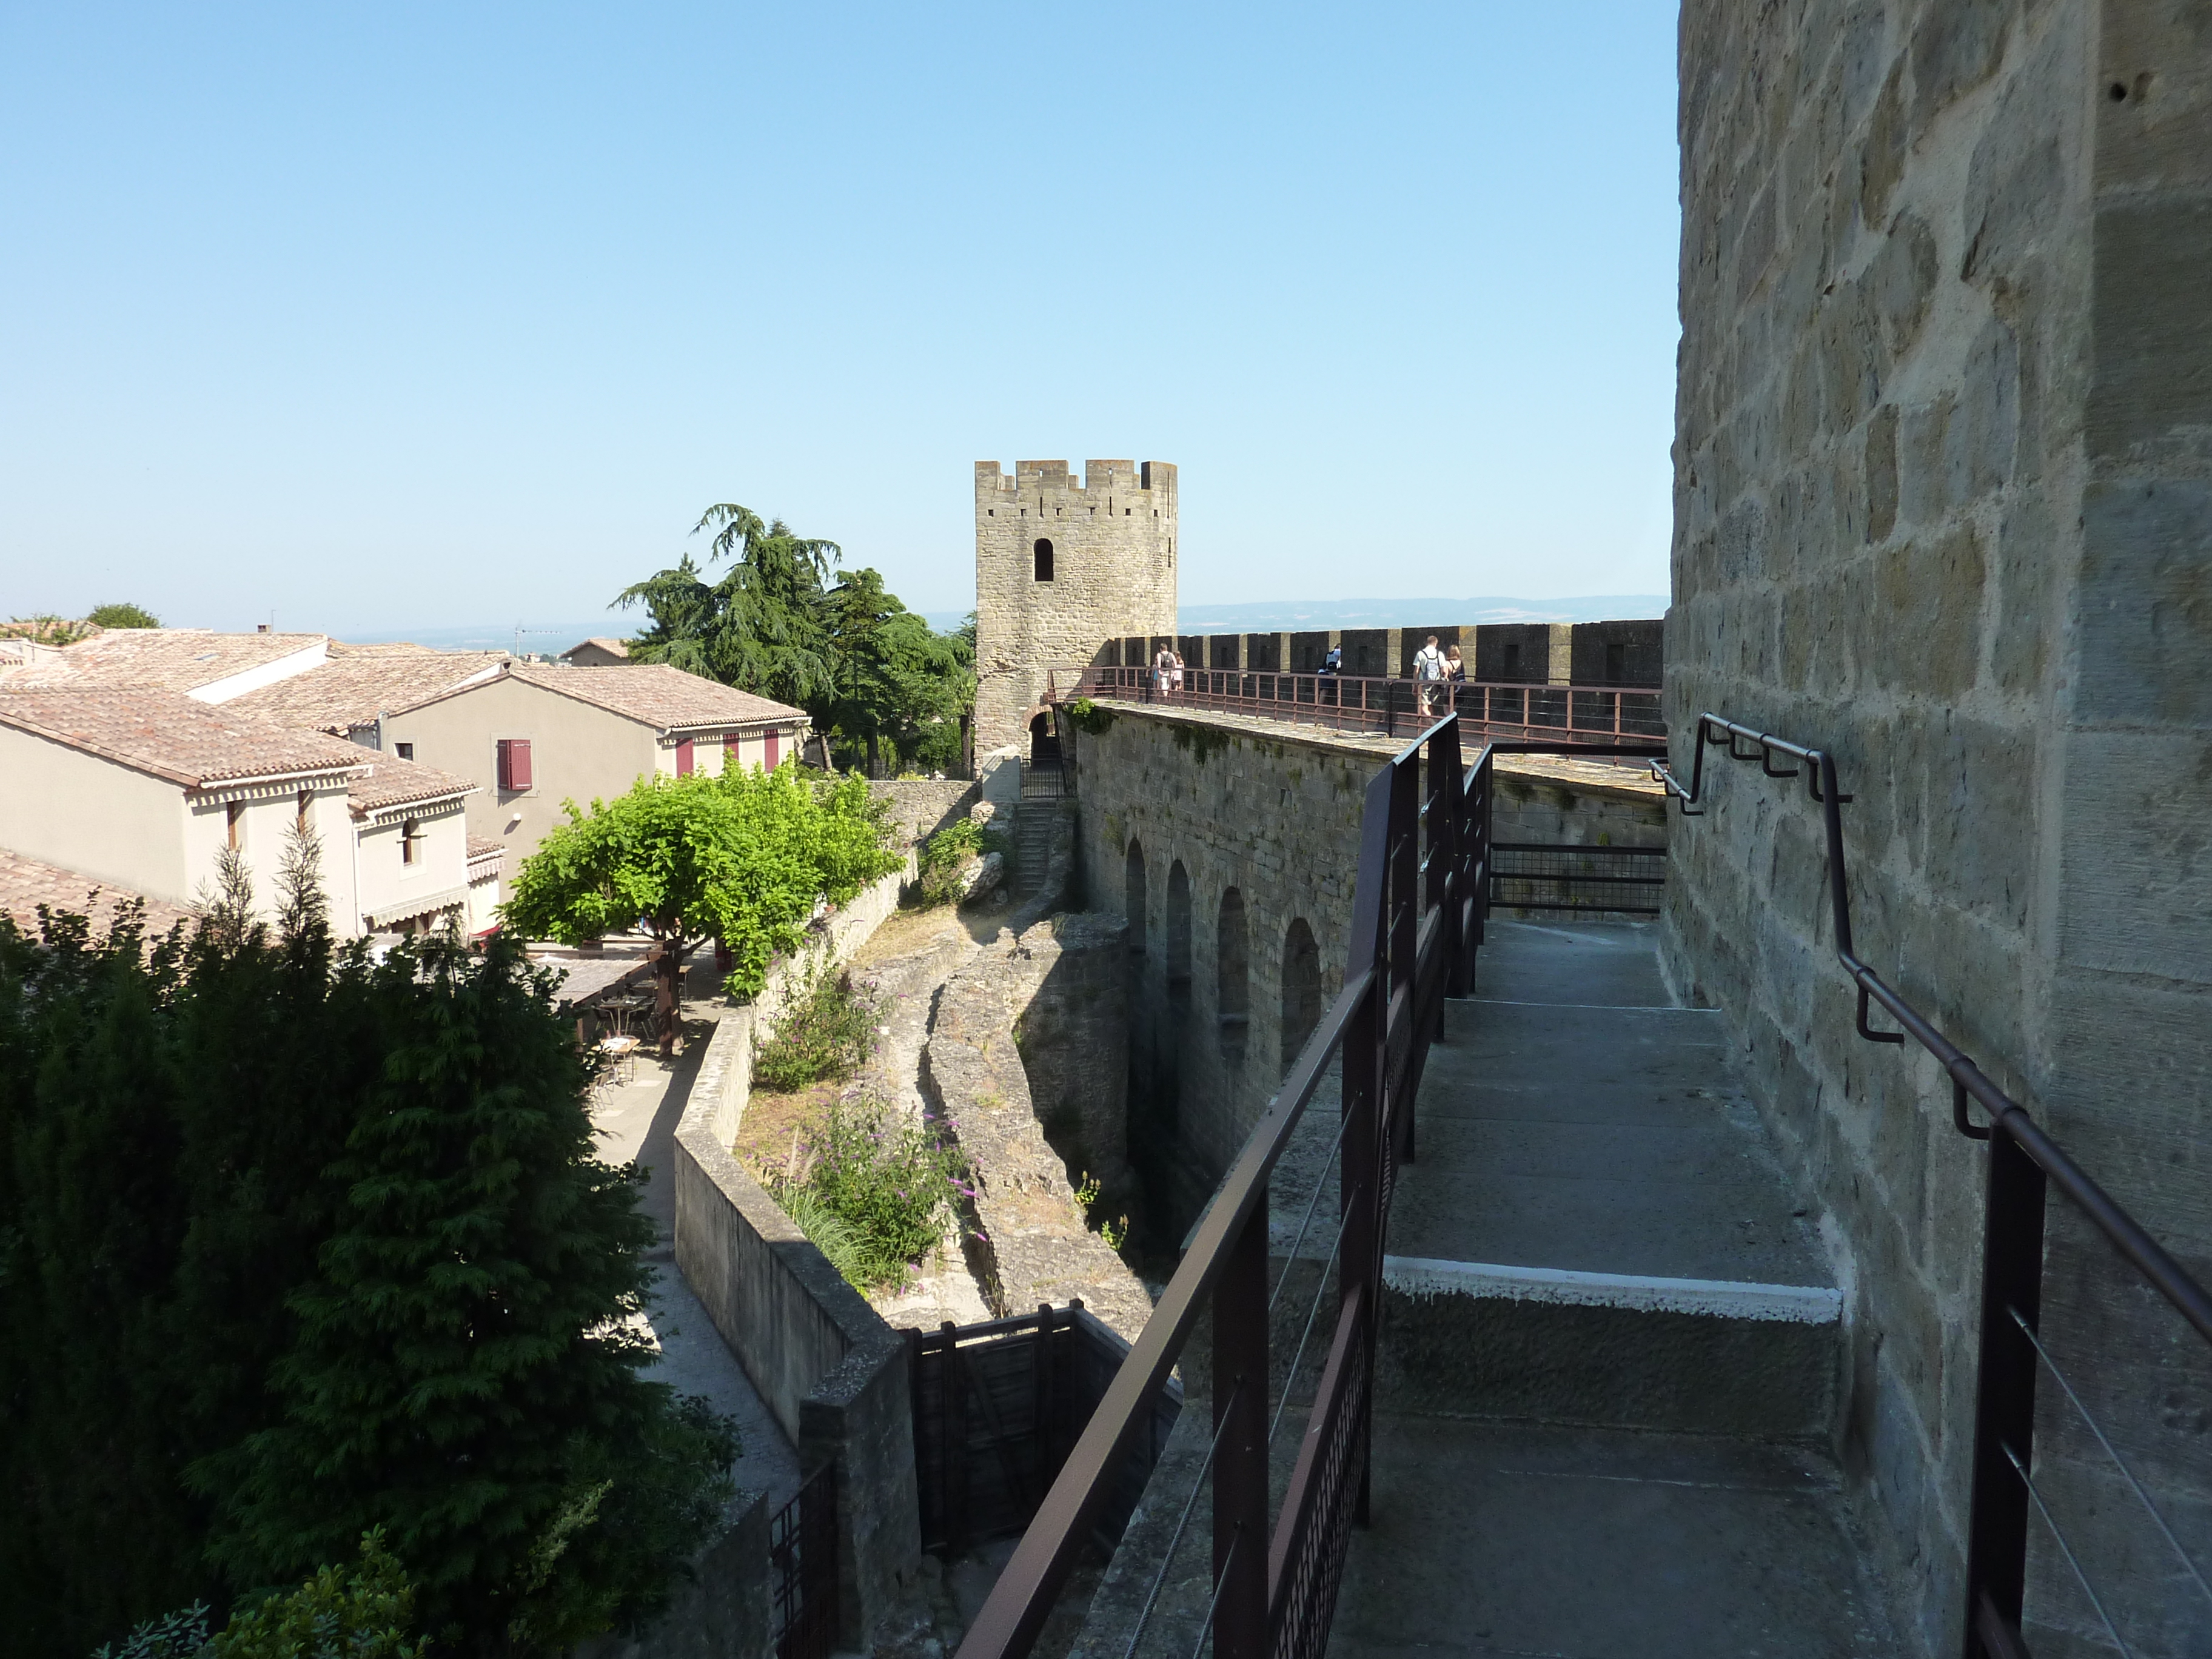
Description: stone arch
xmin=1033 ymin=537 xmax=1054 ymax=581
xmin=1218 ymin=887 xmax=1250 ymax=1067
xmin=1164 ymin=860 xmax=1193 ymax=1130
xmin=1124 ymin=840 xmax=1148 ymax=957
xmin=1029 ymin=711 xmax=1059 ymax=765
xmin=1281 ymin=917 xmax=1321 ymax=1073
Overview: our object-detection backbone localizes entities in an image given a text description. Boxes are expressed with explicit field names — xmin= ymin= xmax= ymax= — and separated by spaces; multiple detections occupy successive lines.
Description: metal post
xmin=1960 ymin=1127 xmax=2048 ymax=1658
xmin=1341 ymin=970 xmax=1380 ymax=1529
xmin=1213 ymin=1198 xmax=1270 ymax=1659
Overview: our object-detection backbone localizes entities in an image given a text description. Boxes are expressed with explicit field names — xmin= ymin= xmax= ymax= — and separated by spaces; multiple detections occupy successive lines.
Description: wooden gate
xmin=910 ymin=1301 xmax=1181 ymax=1557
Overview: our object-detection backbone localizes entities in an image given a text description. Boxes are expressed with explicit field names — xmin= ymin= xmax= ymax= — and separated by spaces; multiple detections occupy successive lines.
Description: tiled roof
xmin=561 ymin=637 xmax=631 ymax=660
xmin=228 ymin=650 xmax=507 ymax=734
xmin=0 ymin=848 xmax=196 ymax=939
xmin=347 ymin=756 xmax=480 ymax=816
xmin=0 ymin=629 xmax=327 ymax=695
xmin=0 ymin=690 xmax=372 ymax=788
xmin=466 ymin=837 xmax=506 ymax=880
xmin=499 ymin=662 xmax=805 ymax=730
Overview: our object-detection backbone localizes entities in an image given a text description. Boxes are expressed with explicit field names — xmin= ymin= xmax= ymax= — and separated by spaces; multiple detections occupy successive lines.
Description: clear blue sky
xmin=0 ymin=4 xmax=1680 ymax=637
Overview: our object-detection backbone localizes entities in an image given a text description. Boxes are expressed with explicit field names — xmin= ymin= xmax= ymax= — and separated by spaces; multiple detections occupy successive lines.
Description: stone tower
xmin=973 ymin=459 xmax=1178 ymax=759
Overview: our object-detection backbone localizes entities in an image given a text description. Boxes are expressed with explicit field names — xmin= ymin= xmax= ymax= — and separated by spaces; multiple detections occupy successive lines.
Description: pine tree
xmin=194 ymin=932 xmax=734 ymax=1654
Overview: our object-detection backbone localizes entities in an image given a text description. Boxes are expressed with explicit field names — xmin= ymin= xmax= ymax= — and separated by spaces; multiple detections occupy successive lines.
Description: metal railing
xmin=953 ymin=717 xmax=1667 ymax=1659
xmin=1053 ymin=664 xmax=1663 ymax=747
xmin=1652 ymin=714 xmax=2212 ymax=1659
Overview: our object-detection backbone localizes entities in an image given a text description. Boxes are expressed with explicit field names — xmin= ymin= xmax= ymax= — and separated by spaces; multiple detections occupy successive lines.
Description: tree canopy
xmin=501 ymin=764 xmax=903 ymax=997
xmin=0 ymin=882 xmax=735 ymax=1659
xmin=89 ymin=601 xmax=162 ymax=629
xmin=613 ymin=502 xmax=973 ymax=774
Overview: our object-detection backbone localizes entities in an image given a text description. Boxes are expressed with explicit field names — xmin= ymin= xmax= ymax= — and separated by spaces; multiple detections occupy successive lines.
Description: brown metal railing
xmin=1051 ymin=663 xmax=1664 ymax=747
xmin=952 ymin=716 xmax=1667 ymax=1659
xmin=1654 ymin=714 xmax=2212 ymax=1658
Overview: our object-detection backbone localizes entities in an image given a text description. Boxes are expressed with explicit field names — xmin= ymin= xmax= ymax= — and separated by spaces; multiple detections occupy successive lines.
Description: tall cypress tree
xmin=194 ymin=932 xmax=732 ymax=1654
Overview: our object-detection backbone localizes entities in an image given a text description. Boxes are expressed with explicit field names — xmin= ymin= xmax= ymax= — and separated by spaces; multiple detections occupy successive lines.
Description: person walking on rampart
xmin=1413 ymin=633 xmax=1447 ymax=716
xmin=1444 ymin=642 xmax=1467 ymax=716
xmin=1153 ymin=643 xmax=1175 ymax=699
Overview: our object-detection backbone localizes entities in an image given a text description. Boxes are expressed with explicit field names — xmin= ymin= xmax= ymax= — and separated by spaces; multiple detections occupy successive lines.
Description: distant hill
xmin=1173 ymin=595 xmax=1668 ymax=631
xmin=334 ymin=622 xmax=615 ymax=657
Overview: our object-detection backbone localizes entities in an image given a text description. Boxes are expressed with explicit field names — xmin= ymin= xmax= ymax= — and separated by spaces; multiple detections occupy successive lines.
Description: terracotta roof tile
xmin=0 ymin=690 xmax=373 ymax=788
xmin=500 ymin=662 xmax=805 ymax=729
xmin=347 ymin=756 xmax=481 ymax=816
xmin=228 ymin=651 xmax=508 ymax=734
xmin=0 ymin=628 xmax=328 ymax=695
xmin=0 ymin=848 xmax=196 ymax=938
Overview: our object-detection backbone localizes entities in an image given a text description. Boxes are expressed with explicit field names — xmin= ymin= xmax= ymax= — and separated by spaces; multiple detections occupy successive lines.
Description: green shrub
xmin=208 ymin=1529 xmax=426 ymax=1659
xmin=752 ymin=968 xmax=878 ymax=1092
xmin=776 ymin=1098 xmax=964 ymax=1290
xmin=910 ymin=820 xmax=982 ymax=908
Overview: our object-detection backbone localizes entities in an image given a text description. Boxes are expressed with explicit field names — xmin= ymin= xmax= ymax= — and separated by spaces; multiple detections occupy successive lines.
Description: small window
xmin=1124 ymin=508 xmax=1131 ymax=515
xmin=395 ymin=742 xmax=414 ymax=761
xmin=296 ymin=789 xmax=311 ymax=834
xmin=497 ymin=738 xmax=532 ymax=792
xmin=226 ymin=800 xmax=244 ymax=850
xmin=675 ymin=737 xmax=695 ymax=776
xmin=401 ymin=819 xmax=420 ymax=865
xmin=765 ymin=729 xmax=781 ymax=769
xmin=1033 ymin=538 xmax=1054 ymax=581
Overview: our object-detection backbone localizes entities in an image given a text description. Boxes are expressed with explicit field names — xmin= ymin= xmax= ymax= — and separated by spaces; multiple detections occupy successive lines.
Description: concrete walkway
xmin=590 ymin=1002 xmax=802 ymax=1512
xmin=1330 ymin=919 xmax=1902 ymax=1657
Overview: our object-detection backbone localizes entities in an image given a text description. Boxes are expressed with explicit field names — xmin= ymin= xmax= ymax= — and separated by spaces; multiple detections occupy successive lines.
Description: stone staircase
xmin=1330 ymin=919 xmax=1903 ymax=1656
xmin=1009 ymin=801 xmax=1056 ymax=905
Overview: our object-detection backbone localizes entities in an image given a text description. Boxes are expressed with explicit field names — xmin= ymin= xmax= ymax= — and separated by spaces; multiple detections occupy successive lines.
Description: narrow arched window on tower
xmin=1033 ymin=538 xmax=1054 ymax=581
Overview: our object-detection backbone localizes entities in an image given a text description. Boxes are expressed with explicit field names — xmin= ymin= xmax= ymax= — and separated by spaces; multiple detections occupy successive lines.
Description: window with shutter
xmin=764 ymin=730 xmax=780 ymax=770
xmin=725 ymin=734 xmax=742 ymax=771
xmin=675 ymin=738 xmax=694 ymax=776
xmin=497 ymin=739 xmax=533 ymax=792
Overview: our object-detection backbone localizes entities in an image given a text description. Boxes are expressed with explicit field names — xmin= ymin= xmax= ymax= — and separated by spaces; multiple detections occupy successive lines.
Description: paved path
xmin=591 ymin=1005 xmax=802 ymax=1511
xmin=1329 ymin=919 xmax=1902 ymax=1658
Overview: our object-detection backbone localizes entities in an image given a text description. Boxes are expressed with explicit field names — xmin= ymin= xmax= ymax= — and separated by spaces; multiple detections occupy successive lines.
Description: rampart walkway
xmin=1334 ymin=918 xmax=1900 ymax=1654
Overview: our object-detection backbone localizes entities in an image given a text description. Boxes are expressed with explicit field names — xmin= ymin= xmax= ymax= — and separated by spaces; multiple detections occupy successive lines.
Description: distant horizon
xmin=326 ymin=592 xmax=1670 ymax=661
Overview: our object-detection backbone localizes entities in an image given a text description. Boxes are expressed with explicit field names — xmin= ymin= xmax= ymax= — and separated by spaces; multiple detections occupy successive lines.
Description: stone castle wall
xmin=974 ymin=460 xmax=1178 ymax=757
xmin=1671 ymin=2 xmax=2211 ymax=1652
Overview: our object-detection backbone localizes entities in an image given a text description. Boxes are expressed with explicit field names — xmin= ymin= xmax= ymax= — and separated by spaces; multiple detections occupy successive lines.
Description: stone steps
xmin=1331 ymin=918 xmax=1900 ymax=1656
xmin=1009 ymin=804 xmax=1056 ymax=902
xmin=1379 ymin=919 xmax=1841 ymax=1438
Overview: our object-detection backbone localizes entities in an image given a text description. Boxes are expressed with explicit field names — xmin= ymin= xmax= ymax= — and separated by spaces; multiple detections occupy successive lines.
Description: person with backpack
xmin=1412 ymin=633 xmax=1447 ymax=716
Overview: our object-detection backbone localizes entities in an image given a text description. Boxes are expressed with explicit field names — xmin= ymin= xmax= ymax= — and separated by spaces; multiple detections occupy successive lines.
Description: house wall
xmin=1669 ymin=2 xmax=2212 ymax=1651
xmin=0 ymin=725 xmax=192 ymax=906
xmin=384 ymin=678 xmax=661 ymax=865
xmin=354 ymin=797 xmax=472 ymax=931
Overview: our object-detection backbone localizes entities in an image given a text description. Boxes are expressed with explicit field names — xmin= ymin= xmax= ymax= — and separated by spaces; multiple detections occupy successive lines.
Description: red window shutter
xmin=498 ymin=738 xmax=532 ymax=792
xmin=675 ymin=737 xmax=694 ymax=776
xmin=724 ymin=734 xmax=741 ymax=768
xmin=764 ymin=730 xmax=780 ymax=770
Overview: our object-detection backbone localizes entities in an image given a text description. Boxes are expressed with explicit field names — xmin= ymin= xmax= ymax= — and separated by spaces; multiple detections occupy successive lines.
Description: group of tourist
xmin=1147 ymin=632 xmax=1469 ymax=713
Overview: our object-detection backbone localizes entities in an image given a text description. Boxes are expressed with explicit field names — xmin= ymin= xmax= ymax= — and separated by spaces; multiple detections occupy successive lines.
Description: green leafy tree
xmin=206 ymin=1529 xmax=426 ymax=1659
xmin=2 ymin=898 xmax=738 ymax=1659
xmin=613 ymin=503 xmax=974 ymax=775
xmin=821 ymin=570 xmax=973 ymax=776
xmin=615 ymin=505 xmax=840 ymax=709
xmin=193 ymin=933 xmax=737 ymax=1655
xmin=88 ymin=602 xmax=162 ymax=629
xmin=501 ymin=768 xmax=903 ymax=1045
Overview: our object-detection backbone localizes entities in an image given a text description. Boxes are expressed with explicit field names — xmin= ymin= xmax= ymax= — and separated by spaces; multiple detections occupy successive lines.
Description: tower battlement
xmin=976 ymin=460 xmax=1178 ymax=501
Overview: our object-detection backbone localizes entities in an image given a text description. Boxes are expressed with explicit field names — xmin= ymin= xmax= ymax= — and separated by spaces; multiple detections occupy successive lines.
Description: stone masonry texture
xmin=974 ymin=460 xmax=1178 ymax=758
xmin=1671 ymin=3 xmax=2211 ymax=1653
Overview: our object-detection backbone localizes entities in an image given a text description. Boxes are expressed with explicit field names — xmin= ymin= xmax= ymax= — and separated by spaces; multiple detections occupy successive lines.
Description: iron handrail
xmin=1651 ymin=712 xmax=2212 ymax=1342
xmin=1652 ymin=710 xmax=2212 ymax=1659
